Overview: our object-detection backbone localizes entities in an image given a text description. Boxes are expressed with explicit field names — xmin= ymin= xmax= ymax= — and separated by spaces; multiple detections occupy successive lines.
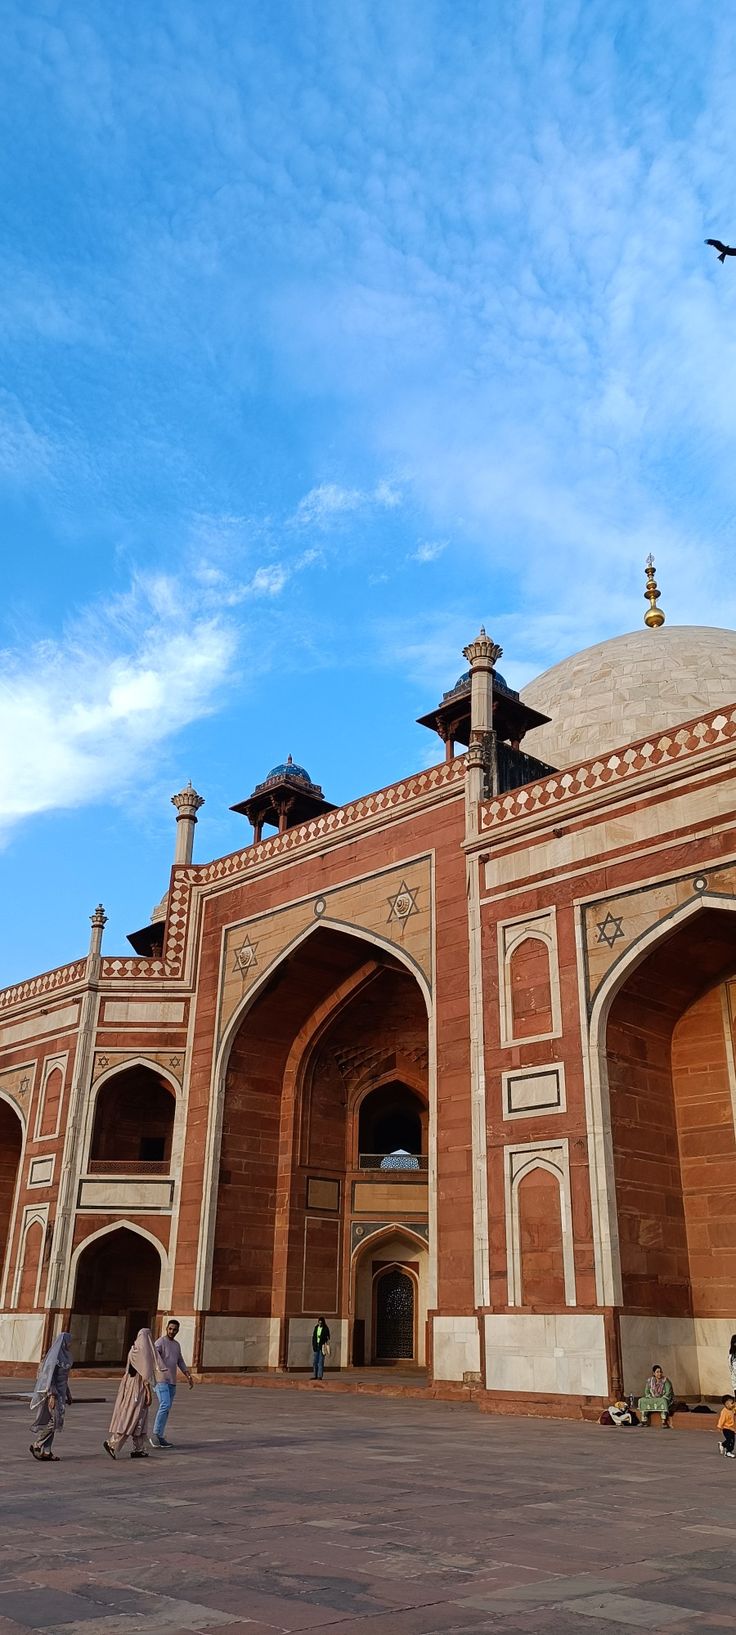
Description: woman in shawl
xmin=638 ymin=1363 xmax=675 ymax=1427
xmin=29 ymin=1331 xmax=73 ymax=1461
xmin=103 ymin=1328 xmax=159 ymax=1460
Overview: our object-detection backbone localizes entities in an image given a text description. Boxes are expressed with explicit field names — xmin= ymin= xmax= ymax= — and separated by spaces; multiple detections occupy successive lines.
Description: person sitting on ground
xmin=717 ymin=1394 xmax=736 ymax=1457
xmin=311 ymin=1316 xmax=330 ymax=1381
xmin=29 ymin=1331 xmax=73 ymax=1462
xmin=150 ymin=1318 xmax=193 ymax=1448
xmin=104 ymin=1328 xmax=159 ymax=1460
xmin=638 ymin=1364 xmax=675 ymax=1427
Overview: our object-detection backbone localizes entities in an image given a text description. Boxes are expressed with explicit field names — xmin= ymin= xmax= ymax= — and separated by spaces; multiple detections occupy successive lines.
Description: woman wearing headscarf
xmin=29 ymin=1331 xmax=73 ymax=1461
xmin=103 ymin=1328 xmax=159 ymax=1459
xmin=728 ymin=1334 xmax=736 ymax=1394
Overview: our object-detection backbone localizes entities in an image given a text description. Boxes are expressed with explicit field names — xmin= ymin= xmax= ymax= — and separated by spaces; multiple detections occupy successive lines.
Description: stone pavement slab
xmin=3 ymin=1381 xmax=736 ymax=1632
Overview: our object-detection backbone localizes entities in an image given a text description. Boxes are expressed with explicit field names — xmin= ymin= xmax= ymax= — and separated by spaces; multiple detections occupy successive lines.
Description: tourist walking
xmin=638 ymin=1364 xmax=674 ymax=1427
xmin=150 ymin=1318 xmax=193 ymax=1447
xmin=718 ymin=1394 xmax=736 ymax=1457
xmin=103 ymin=1327 xmax=158 ymax=1459
xmin=728 ymin=1335 xmax=736 ymax=1393
xmin=29 ymin=1331 xmax=73 ymax=1462
xmin=312 ymin=1317 xmax=330 ymax=1380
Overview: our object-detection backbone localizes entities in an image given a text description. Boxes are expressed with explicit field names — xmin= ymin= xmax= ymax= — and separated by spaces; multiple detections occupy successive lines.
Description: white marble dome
xmin=521 ymin=626 xmax=736 ymax=770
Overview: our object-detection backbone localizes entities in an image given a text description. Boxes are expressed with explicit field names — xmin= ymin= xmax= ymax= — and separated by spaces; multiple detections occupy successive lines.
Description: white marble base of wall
xmin=0 ymin=1312 xmax=45 ymax=1363
xmin=432 ymin=1315 xmax=481 ymax=1380
xmin=484 ymin=1313 xmax=608 ymax=1396
xmin=201 ymin=1315 xmax=280 ymax=1369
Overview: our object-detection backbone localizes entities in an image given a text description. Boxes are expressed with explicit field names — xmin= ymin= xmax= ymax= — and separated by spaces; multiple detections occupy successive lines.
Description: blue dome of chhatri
xmin=255 ymin=754 xmax=324 ymax=796
xmin=265 ymin=756 xmax=312 ymax=784
xmin=442 ymin=667 xmax=513 ymax=701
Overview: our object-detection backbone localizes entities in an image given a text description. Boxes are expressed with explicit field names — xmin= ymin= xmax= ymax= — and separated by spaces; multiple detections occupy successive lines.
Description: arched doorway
xmin=0 ymin=1098 xmax=23 ymax=1290
xmin=89 ymin=1065 xmax=175 ymax=1169
xmin=603 ymin=904 xmax=736 ymax=1395
xmin=374 ymin=1266 xmax=416 ymax=1360
xmin=353 ymin=1228 xmax=428 ymax=1367
xmin=71 ymin=1226 xmax=163 ymax=1365
xmin=205 ymin=924 xmax=431 ymax=1373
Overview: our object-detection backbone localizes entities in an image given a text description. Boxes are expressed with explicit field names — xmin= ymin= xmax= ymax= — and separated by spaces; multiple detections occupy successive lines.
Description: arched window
xmin=89 ymin=1065 xmax=175 ymax=1171
xmin=0 ymin=1098 xmax=23 ymax=1283
xmin=358 ymin=1082 xmax=425 ymax=1166
xmin=17 ymin=1219 xmax=44 ymax=1309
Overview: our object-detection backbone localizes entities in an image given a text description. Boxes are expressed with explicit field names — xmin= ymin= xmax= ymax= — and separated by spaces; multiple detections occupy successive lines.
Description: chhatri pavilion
xmin=3 ymin=561 xmax=736 ymax=1414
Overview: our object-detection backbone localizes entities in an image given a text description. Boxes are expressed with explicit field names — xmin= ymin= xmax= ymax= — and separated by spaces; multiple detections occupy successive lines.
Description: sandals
xmin=130 ymin=1449 xmax=149 ymax=1458
xmin=103 ymin=1440 xmax=116 ymax=1460
xmin=30 ymin=1445 xmax=58 ymax=1461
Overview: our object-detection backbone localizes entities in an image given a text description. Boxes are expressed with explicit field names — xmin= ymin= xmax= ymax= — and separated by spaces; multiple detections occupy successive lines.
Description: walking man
xmin=150 ymin=1319 xmax=193 ymax=1447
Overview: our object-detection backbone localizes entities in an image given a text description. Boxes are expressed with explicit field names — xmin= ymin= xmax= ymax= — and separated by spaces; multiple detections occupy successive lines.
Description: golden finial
xmin=644 ymin=553 xmax=665 ymax=628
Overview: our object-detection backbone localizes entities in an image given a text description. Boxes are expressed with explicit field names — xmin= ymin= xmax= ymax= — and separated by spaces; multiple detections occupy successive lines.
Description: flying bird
xmin=705 ymin=238 xmax=736 ymax=263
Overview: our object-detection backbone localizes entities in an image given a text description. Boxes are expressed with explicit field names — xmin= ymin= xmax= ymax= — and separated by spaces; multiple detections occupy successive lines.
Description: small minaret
xmin=171 ymin=782 xmax=205 ymax=866
xmin=644 ymin=554 xmax=666 ymax=629
xmin=462 ymin=626 xmax=504 ymax=740
xmin=88 ymin=903 xmax=107 ymax=964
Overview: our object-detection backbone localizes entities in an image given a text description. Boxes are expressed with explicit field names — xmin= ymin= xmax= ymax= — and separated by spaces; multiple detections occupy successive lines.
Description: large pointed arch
xmin=195 ymin=917 xmax=436 ymax=1316
xmin=582 ymin=893 xmax=736 ymax=1307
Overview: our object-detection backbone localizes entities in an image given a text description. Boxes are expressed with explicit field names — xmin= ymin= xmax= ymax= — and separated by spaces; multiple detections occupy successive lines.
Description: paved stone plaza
xmin=2 ymin=1383 xmax=736 ymax=1635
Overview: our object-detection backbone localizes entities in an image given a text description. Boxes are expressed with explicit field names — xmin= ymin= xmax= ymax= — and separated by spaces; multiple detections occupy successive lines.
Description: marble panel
xmin=0 ymin=1004 xmax=78 ymax=1048
xmin=0 ymin=1311 xmax=45 ymax=1362
xmin=201 ymin=1315 xmax=280 ymax=1369
xmin=101 ymin=1000 xmax=185 ymax=1024
xmin=78 ymin=1178 xmax=173 ymax=1210
xmin=432 ymin=1315 xmax=481 ymax=1380
xmin=485 ymin=1312 xmax=608 ymax=1396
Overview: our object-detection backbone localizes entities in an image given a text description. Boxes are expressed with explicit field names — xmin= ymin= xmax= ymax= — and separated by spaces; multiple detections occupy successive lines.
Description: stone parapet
xmin=480 ymin=703 xmax=736 ymax=832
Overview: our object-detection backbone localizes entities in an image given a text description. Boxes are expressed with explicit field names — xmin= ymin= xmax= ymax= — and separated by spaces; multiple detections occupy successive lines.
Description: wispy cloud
xmin=0 ymin=573 xmax=235 ymax=839
xmin=412 ymin=541 xmax=447 ymax=564
xmin=292 ymin=480 xmax=401 ymax=528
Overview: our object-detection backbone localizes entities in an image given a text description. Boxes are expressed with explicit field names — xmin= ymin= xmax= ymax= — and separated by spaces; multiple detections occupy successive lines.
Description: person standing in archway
xmin=29 ymin=1332 xmax=73 ymax=1462
xmin=312 ymin=1317 xmax=330 ymax=1381
xmin=150 ymin=1318 xmax=194 ymax=1448
xmin=103 ymin=1328 xmax=159 ymax=1459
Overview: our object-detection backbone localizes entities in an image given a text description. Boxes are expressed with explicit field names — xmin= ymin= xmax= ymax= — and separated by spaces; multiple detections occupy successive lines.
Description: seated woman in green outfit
xmin=638 ymin=1364 xmax=674 ymax=1427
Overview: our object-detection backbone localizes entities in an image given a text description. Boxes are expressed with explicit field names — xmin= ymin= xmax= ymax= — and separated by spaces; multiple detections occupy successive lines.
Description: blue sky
xmin=2 ymin=0 xmax=736 ymax=984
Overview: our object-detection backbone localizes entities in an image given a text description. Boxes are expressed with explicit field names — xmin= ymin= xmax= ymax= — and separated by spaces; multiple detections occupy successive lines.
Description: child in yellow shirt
xmin=717 ymin=1395 xmax=736 ymax=1457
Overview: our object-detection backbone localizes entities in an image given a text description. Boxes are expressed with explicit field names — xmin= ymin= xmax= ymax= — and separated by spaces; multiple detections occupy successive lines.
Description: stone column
xmin=462 ymin=627 xmax=503 ymax=740
xmin=171 ymin=783 xmax=205 ymax=866
xmin=45 ymin=904 xmax=108 ymax=1327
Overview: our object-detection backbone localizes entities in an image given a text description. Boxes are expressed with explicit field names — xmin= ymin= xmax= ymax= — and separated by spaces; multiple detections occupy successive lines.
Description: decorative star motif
xmin=98 ymin=1055 xmax=109 ymax=1068
xmin=596 ymin=912 xmax=625 ymax=949
xmin=168 ymin=1055 xmax=181 ymax=1068
xmin=18 ymin=1075 xmax=30 ymax=1098
xmin=233 ymin=935 xmax=259 ymax=975
xmin=387 ymin=880 xmax=420 ymax=936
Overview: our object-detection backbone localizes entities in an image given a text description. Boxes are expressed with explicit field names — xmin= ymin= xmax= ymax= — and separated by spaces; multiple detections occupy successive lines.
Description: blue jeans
xmin=153 ymin=1381 xmax=176 ymax=1438
xmin=313 ymin=1349 xmax=324 ymax=1379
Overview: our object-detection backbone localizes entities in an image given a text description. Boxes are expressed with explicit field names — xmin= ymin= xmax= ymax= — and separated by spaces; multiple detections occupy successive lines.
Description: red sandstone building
xmin=3 ymin=577 xmax=736 ymax=1412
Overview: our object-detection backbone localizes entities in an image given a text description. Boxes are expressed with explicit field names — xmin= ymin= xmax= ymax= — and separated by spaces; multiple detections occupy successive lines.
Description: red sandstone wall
xmin=672 ymin=984 xmax=736 ymax=1316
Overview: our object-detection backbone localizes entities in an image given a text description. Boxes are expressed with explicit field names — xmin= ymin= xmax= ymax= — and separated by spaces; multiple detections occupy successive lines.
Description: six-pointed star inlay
xmin=387 ymin=880 xmax=420 ymax=934
xmin=233 ymin=935 xmax=259 ymax=975
xmin=596 ymin=912 xmax=625 ymax=949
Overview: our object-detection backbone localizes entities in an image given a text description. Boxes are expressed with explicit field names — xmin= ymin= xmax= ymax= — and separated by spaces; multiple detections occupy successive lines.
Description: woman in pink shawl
xmin=29 ymin=1331 xmax=73 ymax=1461
xmin=103 ymin=1327 xmax=159 ymax=1459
